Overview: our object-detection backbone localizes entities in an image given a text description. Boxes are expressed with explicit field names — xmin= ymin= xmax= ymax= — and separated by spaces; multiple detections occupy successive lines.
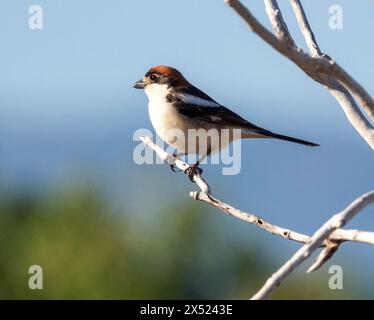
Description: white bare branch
xmin=287 ymin=0 xmax=374 ymax=150
xmin=306 ymin=240 xmax=339 ymax=273
xmin=141 ymin=136 xmax=374 ymax=246
xmin=141 ymin=0 xmax=374 ymax=299
xmin=288 ymin=0 xmax=322 ymax=57
xmin=220 ymin=0 xmax=374 ymax=297
xmin=141 ymin=136 xmax=374 ymax=298
xmin=251 ymin=190 xmax=374 ymax=300
xmin=225 ymin=0 xmax=374 ymax=149
xmin=264 ymin=0 xmax=296 ymax=48
xmin=140 ymin=136 xmax=211 ymax=194
xmin=261 ymin=0 xmax=374 ymax=269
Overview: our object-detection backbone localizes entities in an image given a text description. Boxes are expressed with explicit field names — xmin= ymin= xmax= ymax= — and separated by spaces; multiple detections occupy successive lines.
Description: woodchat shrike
xmin=133 ymin=65 xmax=318 ymax=179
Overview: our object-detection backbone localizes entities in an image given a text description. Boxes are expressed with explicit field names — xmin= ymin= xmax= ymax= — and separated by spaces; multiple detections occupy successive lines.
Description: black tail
xmin=264 ymin=131 xmax=319 ymax=147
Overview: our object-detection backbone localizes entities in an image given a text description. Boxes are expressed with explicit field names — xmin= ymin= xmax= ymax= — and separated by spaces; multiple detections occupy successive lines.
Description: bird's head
xmin=133 ymin=65 xmax=189 ymax=91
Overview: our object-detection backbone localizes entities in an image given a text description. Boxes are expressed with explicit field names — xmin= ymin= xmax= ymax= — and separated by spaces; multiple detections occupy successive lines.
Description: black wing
xmin=167 ymin=91 xmax=319 ymax=146
xmin=168 ymin=90 xmax=264 ymax=131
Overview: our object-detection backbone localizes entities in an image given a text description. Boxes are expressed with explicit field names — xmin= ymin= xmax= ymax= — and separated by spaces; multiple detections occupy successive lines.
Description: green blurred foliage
xmin=0 ymin=184 xmax=359 ymax=299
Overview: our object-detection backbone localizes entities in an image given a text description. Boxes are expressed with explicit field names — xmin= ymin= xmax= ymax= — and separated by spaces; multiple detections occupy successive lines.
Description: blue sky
xmin=0 ymin=0 xmax=374 ymax=294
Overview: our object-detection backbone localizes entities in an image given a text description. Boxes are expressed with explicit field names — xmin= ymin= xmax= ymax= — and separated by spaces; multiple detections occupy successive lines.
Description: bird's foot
xmin=169 ymin=153 xmax=182 ymax=173
xmin=170 ymin=163 xmax=182 ymax=172
xmin=207 ymin=193 xmax=216 ymax=203
xmin=184 ymin=163 xmax=203 ymax=182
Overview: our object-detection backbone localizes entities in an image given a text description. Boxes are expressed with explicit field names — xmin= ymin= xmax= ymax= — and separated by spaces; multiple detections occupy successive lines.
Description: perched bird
xmin=133 ymin=65 xmax=318 ymax=179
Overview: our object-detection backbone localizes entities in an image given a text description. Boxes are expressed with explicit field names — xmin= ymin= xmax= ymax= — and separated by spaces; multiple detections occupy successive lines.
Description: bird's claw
xmin=170 ymin=163 xmax=181 ymax=172
xmin=184 ymin=164 xmax=203 ymax=182
xmin=207 ymin=193 xmax=216 ymax=202
xmin=169 ymin=153 xmax=182 ymax=173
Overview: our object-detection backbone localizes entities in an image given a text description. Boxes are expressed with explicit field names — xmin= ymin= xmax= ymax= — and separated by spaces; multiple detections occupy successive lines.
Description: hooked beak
xmin=133 ymin=79 xmax=146 ymax=89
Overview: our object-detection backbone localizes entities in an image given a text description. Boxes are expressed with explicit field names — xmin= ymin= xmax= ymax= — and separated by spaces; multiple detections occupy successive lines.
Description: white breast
xmin=145 ymin=84 xmax=182 ymax=148
xmin=143 ymin=84 xmax=231 ymax=156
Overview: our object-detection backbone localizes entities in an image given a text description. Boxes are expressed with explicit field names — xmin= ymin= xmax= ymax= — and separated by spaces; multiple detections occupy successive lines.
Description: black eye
xmin=149 ymin=74 xmax=158 ymax=82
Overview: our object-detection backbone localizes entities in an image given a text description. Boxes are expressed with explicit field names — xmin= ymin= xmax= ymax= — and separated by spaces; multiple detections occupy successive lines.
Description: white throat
xmin=144 ymin=83 xmax=170 ymax=105
xmin=144 ymin=83 xmax=177 ymax=147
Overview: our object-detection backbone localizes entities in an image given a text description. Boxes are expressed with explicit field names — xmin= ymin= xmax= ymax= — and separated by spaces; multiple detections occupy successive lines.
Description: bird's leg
xmin=184 ymin=147 xmax=210 ymax=182
xmin=169 ymin=152 xmax=183 ymax=173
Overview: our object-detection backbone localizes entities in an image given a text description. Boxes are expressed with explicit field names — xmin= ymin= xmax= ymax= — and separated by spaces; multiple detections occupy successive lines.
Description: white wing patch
xmin=179 ymin=93 xmax=220 ymax=108
xmin=209 ymin=115 xmax=222 ymax=122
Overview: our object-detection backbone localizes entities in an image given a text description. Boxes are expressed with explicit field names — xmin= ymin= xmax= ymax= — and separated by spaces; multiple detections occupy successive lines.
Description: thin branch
xmin=251 ymin=190 xmax=374 ymax=300
xmin=193 ymin=191 xmax=374 ymax=246
xmin=224 ymin=0 xmax=374 ymax=291
xmin=287 ymin=0 xmax=374 ymax=122
xmin=141 ymin=136 xmax=374 ymax=246
xmin=289 ymin=0 xmax=322 ymax=57
xmin=224 ymin=0 xmax=374 ymax=149
xmin=330 ymin=228 xmax=374 ymax=245
xmin=193 ymin=192 xmax=310 ymax=243
xmin=306 ymin=240 xmax=340 ymax=273
xmin=287 ymin=0 xmax=374 ymax=149
xmin=141 ymin=136 xmax=374 ymax=298
xmin=262 ymin=0 xmax=374 ymax=266
xmin=264 ymin=0 xmax=296 ymax=48
xmin=140 ymin=136 xmax=211 ymax=194
xmin=221 ymin=0 xmax=374 ymax=297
